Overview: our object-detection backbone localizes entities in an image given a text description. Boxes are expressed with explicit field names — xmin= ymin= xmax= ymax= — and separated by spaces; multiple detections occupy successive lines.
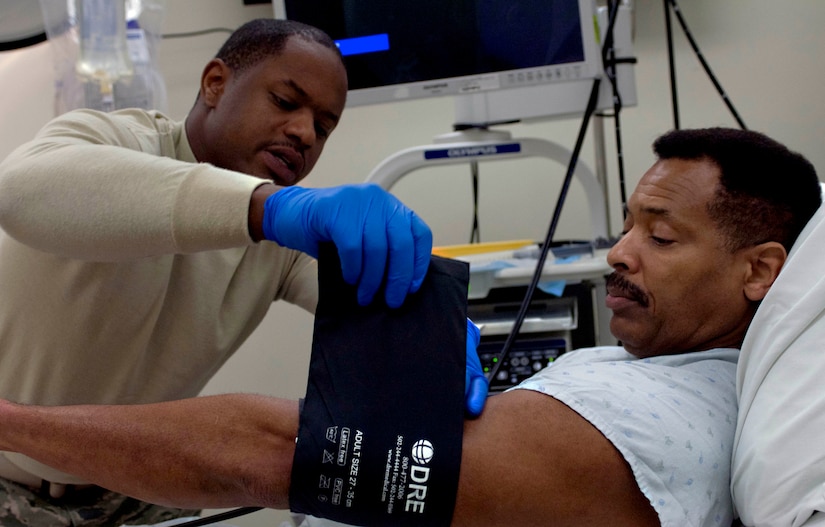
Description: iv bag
xmin=39 ymin=0 xmax=167 ymax=115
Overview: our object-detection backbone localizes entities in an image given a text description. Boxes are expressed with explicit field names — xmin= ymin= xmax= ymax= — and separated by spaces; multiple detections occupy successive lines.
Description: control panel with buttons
xmin=477 ymin=337 xmax=567 ymax=393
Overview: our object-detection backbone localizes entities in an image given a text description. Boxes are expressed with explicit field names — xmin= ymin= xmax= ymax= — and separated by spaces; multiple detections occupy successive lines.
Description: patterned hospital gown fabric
xmin=512 ymin=345 xmax=738 ymax=527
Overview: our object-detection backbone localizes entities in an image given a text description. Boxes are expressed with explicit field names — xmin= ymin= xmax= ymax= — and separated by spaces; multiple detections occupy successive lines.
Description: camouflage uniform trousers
xmin=0 ymin=477 xmax=200 ymax=526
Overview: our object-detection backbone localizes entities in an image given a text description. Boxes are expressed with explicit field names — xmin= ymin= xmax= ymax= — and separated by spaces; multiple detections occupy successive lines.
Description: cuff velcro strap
xmin=289 ymin=243 xmax=469 ymax=526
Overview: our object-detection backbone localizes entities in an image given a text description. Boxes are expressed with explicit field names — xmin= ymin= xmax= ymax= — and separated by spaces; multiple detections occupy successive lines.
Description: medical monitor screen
xmin=274 ymin=0 xmax=601 ymax=108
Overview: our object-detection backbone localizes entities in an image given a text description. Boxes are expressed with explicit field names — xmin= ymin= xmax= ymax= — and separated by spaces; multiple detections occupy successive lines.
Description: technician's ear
xmin=743 ymin=241 xmax=787 ymax=302
xmin=199 ymin=58 xmax=231 ymax=108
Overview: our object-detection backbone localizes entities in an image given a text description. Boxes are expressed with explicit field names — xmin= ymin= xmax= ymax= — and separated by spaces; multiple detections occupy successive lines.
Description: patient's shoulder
xmin=453 ymin=389 xmax=660 ymax=527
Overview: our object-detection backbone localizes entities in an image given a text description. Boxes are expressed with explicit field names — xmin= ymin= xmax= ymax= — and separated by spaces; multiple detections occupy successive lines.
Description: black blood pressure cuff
xmin=289 ymin=243 xmax=469 ymax=527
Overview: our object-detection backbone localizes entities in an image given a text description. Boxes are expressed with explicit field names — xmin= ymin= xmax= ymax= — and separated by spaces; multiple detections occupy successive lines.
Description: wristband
xmin=290 ymin=243 xmax=469 ymax=526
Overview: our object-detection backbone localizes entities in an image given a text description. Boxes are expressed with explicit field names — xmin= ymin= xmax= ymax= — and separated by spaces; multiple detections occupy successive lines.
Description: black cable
xmin=0 ymin=32 xmax=48 ymax=52
xmin=171 ymin=507 xmax=263 ymax=527
xmin=601 ymin=1 xmax=629 ymax=215
xmin=487 ymin=76 xmax=603 ymax=383
xmin=0 ymin=23 xmax=232 ymax=49
xmin=162 ymin=28 xmax=234 ymax=39
xmin=600 ymin=1 xmax=620 ymax=69
xmin=469 ymin=161 xmax=481 ymax=244
xmin=667 ymin=0 xmax=748 ymax=130
xmin=664 ymin=0 xmax=680 ymax=129
xmin=487 ymin=0 xmax=625 ymax=382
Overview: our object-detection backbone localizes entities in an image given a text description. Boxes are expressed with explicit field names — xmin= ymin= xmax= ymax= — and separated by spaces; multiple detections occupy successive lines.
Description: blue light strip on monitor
xmin=335 ymin=33 xmax=390 ymax=57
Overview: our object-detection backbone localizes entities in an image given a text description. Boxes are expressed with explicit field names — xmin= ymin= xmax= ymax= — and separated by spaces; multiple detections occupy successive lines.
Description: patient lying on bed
xmin=0 ymin=128 xmax=819 ymax=527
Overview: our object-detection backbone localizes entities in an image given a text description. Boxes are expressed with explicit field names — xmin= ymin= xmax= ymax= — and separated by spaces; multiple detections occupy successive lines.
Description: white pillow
xmin=732 ymin=187 xmax=825 ymax=527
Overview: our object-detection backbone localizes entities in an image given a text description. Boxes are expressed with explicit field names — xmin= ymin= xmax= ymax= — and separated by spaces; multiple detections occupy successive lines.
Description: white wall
xmin=2 ymin=1 xmax=824 ymax=526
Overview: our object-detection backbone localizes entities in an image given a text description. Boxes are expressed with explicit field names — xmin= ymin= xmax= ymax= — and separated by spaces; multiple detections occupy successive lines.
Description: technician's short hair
xmin=215 ymin=18 xmax=342 ymax=75
xmin=653 ymin=127 xmax=821 ymax=253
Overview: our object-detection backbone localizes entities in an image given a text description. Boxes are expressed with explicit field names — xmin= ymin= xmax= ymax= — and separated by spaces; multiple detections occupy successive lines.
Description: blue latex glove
xmin=465 ymin=319 xmax=489 ymax=418
xmin=263 ymin=184 xmax=433 ymax=308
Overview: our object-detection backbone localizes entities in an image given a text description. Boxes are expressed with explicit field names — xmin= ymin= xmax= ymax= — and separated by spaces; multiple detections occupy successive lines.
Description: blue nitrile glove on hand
xmin=262 ymin=184 xmax=433 ymax=308
xmin=465 ymin=319 xmax=488 ymax=418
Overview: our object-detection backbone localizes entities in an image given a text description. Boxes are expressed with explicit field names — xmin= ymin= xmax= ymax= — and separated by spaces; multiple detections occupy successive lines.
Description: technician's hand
xmin=465 ymin=319 xmax=489 ymax=418
xmin=263 ymin=183 xmax=433 ymax=308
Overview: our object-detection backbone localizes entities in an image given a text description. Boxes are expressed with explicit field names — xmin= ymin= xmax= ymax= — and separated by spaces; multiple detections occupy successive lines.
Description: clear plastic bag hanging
xmin=38 ymin=0 xmax=167 ymax=115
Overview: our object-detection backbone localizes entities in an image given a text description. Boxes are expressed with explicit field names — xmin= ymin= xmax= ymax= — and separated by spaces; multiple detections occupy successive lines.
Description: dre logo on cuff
xmin=290 ymin=243 xmax=469 ymax=527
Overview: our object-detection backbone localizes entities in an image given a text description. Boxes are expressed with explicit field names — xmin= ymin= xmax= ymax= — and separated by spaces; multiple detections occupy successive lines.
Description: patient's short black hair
xmin=215 ymin=18 xmax=342 ymax=75
xmin=654 ymin=127 xmax=821 ymax=252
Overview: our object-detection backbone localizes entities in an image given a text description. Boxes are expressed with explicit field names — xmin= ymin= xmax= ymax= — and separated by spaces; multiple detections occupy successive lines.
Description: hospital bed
xmin=731 ymin=183 xmax=825 ymax=527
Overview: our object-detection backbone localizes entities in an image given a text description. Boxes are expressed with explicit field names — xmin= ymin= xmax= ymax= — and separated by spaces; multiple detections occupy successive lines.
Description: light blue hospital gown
xmin=511 ymin=345 xmax=738 ymax=527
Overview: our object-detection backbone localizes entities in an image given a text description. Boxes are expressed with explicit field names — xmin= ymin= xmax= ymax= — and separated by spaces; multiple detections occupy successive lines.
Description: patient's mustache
xmin=606 ymin=272 xmax=650 ymax=308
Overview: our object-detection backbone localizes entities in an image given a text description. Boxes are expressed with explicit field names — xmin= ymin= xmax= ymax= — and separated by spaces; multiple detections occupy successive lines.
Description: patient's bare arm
xmin=0 ymin=394 xmax=299 ymax=510
xmin=0 ymin=391 xmax=658 ymax=526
